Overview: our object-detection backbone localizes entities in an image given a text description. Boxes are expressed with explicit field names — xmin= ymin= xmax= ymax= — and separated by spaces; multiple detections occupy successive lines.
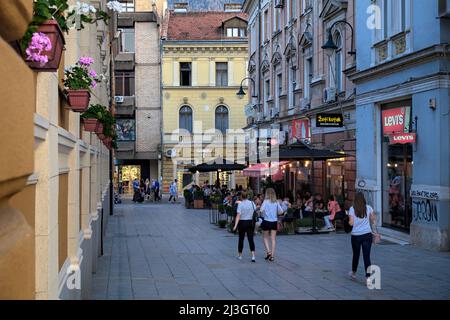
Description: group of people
xmin=232 ymin=188 xmax=379 ymax=283
xmin=132 ymin=178 xmax=161 ymax=203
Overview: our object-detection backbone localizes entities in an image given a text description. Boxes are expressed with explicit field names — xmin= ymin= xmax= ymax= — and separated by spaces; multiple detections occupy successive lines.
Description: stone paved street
xmin=91 ymin=200 xmax=450 ymax=300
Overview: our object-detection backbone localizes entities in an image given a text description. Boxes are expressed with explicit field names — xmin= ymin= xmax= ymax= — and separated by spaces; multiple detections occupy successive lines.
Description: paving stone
xmin=91 ymin=199 xmax=450 ymax=300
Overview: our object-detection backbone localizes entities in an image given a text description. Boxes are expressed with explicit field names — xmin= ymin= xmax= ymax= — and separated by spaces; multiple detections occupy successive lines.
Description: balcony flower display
xmin=81 ymin=104 xmax=107 ymax=132
xmin=19 ymin=0 xmax=124 ymax=71
xmin=64 ymin=57 xmax=101 ymax=112
xmin=81 ymin=105 xmax=117 ymax=150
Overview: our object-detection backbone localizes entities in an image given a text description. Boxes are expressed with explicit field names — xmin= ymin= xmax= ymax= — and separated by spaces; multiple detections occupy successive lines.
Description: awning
xmin=188 ymin=157 xmax=247 ymax=173
xmin=243 ymin=161 xmax=290 ymax=178
xmin=279 ymin=142 xmax=348 ymax=161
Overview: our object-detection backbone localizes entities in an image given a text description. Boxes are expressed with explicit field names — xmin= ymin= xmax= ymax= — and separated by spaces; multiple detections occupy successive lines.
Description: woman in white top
xmin=233 ymin=192 xmax=256 ymax=262
xmin=260 ymin=188 xmax=284 ymax=262
xmin=348 ymin=192 xmax=379 ymax=280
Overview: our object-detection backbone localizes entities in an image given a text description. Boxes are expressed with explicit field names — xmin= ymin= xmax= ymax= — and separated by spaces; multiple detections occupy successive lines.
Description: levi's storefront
xmin=381 ymin=101 xmax=415 ymax=232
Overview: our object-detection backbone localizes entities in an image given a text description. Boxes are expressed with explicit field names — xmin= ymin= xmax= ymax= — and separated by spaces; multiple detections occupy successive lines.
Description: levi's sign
xmin=389 ymin=133 xmax=416 ymax=145
xmin=382 ymin=107 xmax=411 ymax=134
xmin=316 ymin=113 xmax=343 ymax=127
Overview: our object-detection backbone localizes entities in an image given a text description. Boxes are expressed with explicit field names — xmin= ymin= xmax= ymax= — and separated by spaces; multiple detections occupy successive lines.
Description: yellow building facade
xmin=161 ymin=11 xmax=249 ymax=193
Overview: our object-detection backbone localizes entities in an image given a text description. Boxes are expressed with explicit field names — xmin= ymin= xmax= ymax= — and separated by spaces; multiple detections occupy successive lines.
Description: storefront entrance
xmin=117 ymin=165 xmax=141 ymax=194
xmin=381 ymin=101 xmax=414 ymax=232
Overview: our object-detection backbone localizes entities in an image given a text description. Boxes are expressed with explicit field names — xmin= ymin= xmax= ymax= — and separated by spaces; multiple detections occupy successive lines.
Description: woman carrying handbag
xmin=260 ymin=188 xmax=284 ymax=262
xmin=348 ymin=192 xmax=381 ymax=283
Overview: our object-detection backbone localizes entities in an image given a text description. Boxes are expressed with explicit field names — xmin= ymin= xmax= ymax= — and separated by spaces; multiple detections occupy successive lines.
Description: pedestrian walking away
xmin=168 ymin=179 xmax=178 ymax=203
xmin=348 ymin=192 xmax=380 ymax=283
xmin=260 ymin=188 xmax=284 ymax=262
xmin=233 ymin=191 xmax=256 ymax=262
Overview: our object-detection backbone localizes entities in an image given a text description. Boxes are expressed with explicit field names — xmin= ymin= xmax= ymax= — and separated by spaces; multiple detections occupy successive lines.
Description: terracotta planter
xmin=95 ymin=123 xmax=104 ymax=134
xmin=194 ymin=199 xmax=204 ymax=209
xmin=67 ymin=90 xmax=91 ymax=112
xmin=82 ymin=118 xmax=99 ymax=132
xmin=25 ymin=20 xmax=65 ymax=72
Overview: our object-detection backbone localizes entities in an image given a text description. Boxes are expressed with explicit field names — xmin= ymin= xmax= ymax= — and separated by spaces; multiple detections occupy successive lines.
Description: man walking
xmin=154 ymin=179 xmax=161 ymax=202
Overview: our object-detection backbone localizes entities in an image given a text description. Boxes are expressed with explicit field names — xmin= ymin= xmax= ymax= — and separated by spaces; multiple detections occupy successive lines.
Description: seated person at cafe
xmin=313 ymin=193 xmax=326 ymax=212
xmin=323 ymin=195 xmax=346 ymax=230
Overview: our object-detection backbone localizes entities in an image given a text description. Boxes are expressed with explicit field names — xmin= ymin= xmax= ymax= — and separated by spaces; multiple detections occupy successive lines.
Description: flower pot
xmin=67 ymin=90 xmax=91 ymax=112
xmin=95 ymin=123 xmax=104 ymax=134
xmin=97 ymin=133 xmax=106 ymax=141
xmin=82 ymin=118 xmax=99 ymax=132
xmin=25 ymin=20 xmax=65 ymax=72
xmin=194 ymin=199 xmax=204 ymax=209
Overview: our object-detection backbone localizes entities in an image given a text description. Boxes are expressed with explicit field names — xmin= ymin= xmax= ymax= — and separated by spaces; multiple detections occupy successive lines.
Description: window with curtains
xmin=119 ymin=0 xmax=135 ymax=12
xmin=273 ymin=3 xmax=281 ymax=33
xmin=115 ymin=72 xmax=135 ymax=96
xmin=216 ymin=62 xmax=228 ymax=87
xmin=373 ymin=0 xmax=411 ymax=64
xmin=119 ymin=28 xmax=135 ymax=52
xmin=215 ymin=106 xmax=229 ymax=134
xmin=180 ymin=62 xmax=192 ymax=86
xmin=304 ymin=57 xmax=312 ymax=100
xmin=179 ymin=106 xmax=193 ymax=133
xmin=329 ymin=32 xmax=343 ymax=92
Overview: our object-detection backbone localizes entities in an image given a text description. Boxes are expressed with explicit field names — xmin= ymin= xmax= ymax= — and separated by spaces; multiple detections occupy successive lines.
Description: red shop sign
xmin=389 ymin=133 xmax=416 ymax=145
xmin=382 ymin=107 xmax=410 ymax=134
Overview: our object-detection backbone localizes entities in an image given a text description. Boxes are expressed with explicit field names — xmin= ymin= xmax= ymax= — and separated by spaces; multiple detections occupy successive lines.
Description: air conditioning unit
xmin=165 ymin=149 xmax=177 ymax=158
xmin=323 ymin=87 xmax=337 ymax=103
xmin=300 ymin=98 xmax=310 ymax=111
xmin=115 ymin=96 xmax=124 ymax=104
xmin=275 ymin=0 xmax=284 ymax=8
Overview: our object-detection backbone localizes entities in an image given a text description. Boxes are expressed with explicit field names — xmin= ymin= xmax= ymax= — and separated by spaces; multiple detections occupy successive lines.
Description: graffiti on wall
xmin=412 ymin=199 xmax=438 ymax=223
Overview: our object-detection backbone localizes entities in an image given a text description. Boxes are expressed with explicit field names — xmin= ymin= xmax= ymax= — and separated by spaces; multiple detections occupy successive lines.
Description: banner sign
xmin=382 ymin=107 xmax=411 ymax=134
xmin=292 ymin=119 xmax=311 ymax=142
xmin=388 ymin=133 xmax=416 ymax=145
xmin=316 ymin=113 xmax=344 ymax=127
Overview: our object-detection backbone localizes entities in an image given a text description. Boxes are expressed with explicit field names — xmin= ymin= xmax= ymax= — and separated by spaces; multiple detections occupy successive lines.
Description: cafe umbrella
xmin=277 ymin=141 xmax=350 ymax=234
xmin=188 ymin=157 xmax=247 ymax=186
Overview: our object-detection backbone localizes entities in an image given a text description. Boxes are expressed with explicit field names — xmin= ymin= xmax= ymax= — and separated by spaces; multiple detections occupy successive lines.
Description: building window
xmin=329 ymin=32 xmax=343 ymax=92
xmin=226 ymin=28 xmax=246 ymax=38
xmin=119 ymin=0 xmax=135 ymax=12
xmin=215 ymin=105 xmax=229 ymax=134
xmin=116 ymin=119 xmax=136 ymax=141
xmin=263 ymin=10 xmax=269 ymax=41
xmin=250 ymin=22 xmax=257 ymax=53
xmin=264 ymin=79 xmax=270 ymax=116
xmin=115 ymin=72 xmax=135 ymax=96
xmin=276 ymin=73 xmax=282 ymax=112
xmin=179 ymin=106 xmax=193 ymax=133
xmin=273 ymin=4 xmax=281 ymax=32
xmin=304 ymin=57 xmax=312 ymax=99
xmin=216 ymin=62 xmax=228 ymax=86
xmin=180 ymin=62 xmax=192 ymax=87
xmin=288 ymin=66 xmax=296 ymax=108
xmin=119 ymin=28 xmax=135 ymax=52
xmin=286 ymin=0 xmax=296 ymax=22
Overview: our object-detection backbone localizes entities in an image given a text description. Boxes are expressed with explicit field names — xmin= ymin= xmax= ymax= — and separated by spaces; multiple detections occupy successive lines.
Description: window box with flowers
xmin=63 ymin=57 xmax=102 ymax=112
xmin=18 ymin=0 xmax=124 ymax=72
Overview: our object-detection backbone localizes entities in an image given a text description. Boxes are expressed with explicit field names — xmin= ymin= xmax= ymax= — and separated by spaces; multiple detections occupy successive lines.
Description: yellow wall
xmin=162 ymin=43 xmax=248 ymax=135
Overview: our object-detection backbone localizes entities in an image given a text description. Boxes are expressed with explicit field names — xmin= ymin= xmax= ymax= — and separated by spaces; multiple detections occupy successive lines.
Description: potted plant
xmin=80 ymin=104 xmax=106 ymax=132
xmin=217 ymin=204 xmax=225 ymax=214
xmin=218 ymin=220 xmax=227 ymax=229
xmin=19 ymin=1 xmax=124 ymax=72
xmin=64 ymin=57 xmax=101 ymax=112
xmin=193 ymin=189 xmax=204 ymax=209
xmin=183 ymin=190 xmax=193 ymax=208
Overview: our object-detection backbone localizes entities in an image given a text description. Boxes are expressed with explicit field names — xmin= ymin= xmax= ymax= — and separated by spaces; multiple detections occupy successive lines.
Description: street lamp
xmin=322 ymin=20 xmax=356 ymax=57
xmin=236 ymin=77 xmax=258 ymax=100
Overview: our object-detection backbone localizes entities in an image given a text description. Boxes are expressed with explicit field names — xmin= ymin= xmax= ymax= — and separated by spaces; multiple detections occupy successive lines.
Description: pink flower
xmin=26 ymin=32 xmax=52 ymax=66
xmin=91 ymin=81 xmax=97 ymax=89
xmin=79 ymin=56 xmax=94 ymax=66
xmin=89 ymin=70 xmax=98 ymax=78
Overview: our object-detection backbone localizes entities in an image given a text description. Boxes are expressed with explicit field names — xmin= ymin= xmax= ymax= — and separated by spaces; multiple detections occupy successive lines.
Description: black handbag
xmin=343 ymin=215 xmax=353 ymax=234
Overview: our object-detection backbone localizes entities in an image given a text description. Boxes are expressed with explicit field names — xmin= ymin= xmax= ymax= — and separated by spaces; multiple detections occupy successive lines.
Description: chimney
xmin=174 ymin=2 xmax=188 ymax=13
xmin=224 ymin=3 xmax=242 ymax=12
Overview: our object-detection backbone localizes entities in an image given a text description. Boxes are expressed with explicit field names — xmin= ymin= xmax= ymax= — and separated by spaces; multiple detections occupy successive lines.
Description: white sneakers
xmin=348 ymin=271 xmax=357 ymax=280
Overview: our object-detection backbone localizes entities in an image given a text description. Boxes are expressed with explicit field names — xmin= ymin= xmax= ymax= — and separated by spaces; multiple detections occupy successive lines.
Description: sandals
xmin=269 ymin=256 xmax=275 ymax=262
xmin=265 ymin=253 xmax=272 ymax=260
